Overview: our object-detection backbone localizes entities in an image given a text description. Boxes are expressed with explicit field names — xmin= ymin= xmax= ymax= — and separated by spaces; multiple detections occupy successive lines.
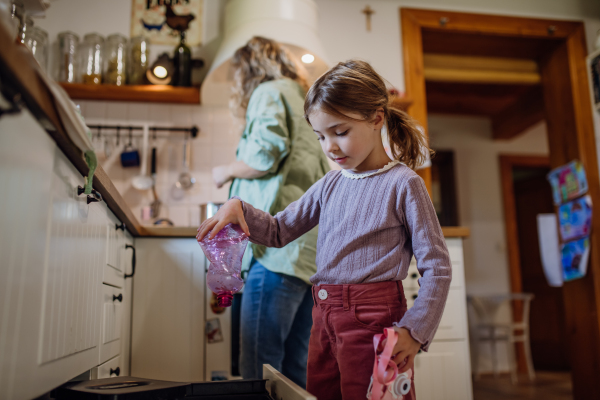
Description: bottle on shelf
xmin=172 ymin=31 xmax=191 ymax=87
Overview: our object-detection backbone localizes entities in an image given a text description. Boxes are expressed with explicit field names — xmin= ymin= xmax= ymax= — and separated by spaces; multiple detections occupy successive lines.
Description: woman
xmin=212 ymin=36 xmax=329 ymax=388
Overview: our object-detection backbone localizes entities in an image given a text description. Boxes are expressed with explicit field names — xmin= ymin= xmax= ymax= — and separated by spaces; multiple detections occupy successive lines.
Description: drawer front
xmin=103 ymin=264 xmax=124 ymax=288
xmin=99 ymin=284 xmax=123 ymax=363
xmin=106 ymin=217 xmax=125 ymax=272
xmin=97 ymin=355 xmax=122 ymax=379
xmin=405 ymin=288 xmax=466 ymax=341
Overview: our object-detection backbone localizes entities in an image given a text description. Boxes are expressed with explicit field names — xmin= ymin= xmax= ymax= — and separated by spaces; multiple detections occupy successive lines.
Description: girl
xmin=198 ymin=59 xmax=451 ymax=400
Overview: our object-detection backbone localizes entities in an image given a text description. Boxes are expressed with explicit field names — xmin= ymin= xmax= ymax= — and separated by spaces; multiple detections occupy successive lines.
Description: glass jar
xmin=26 ymin=27 xmax=49 ymax=72
xmin=8 ymin=0 xmax=23 ymax=41
xmin=78 ymin=33 xmax=104 ymax=85
xmin=17 ymin=13 xmax=32 ymax=44
xmin=104 ymin=34 xmax=128 ymax=86
xmin=128 ymin=36 xmax=149 ymax=85
xmin=57 ymin=31 xmax=79 ymax=83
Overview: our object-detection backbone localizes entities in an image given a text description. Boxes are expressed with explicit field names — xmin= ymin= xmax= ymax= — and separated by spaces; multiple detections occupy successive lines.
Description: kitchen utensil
xmin=150 ymin=146 xmax=161 ymax=218
xmin=175 ymin=135 xmax=196 ymax=190
xmin=120 ymin=128 xmax=140 ymax=167
xmin=132 ymin=125 xmax=153 ymax=190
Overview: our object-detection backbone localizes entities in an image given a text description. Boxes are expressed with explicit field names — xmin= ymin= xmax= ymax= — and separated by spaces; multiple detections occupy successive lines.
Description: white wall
xmin=316 ymin=0 xmax=600 ymax=91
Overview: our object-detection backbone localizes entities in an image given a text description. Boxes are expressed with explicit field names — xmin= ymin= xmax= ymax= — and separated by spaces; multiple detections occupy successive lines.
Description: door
xmin=513 ymin=166 xmax=569 ymax=370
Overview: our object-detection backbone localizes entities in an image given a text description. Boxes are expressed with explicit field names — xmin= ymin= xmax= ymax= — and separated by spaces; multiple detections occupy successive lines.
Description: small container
xmin=104 ymin=34 xmax=128 ymax=86
xmin=26 ymin=27 xmax=49 ymax=72
xmin=78 ymin=33 xmax=104 ymax=85
xmin=6 ymin=0 xmax=23 ymax=41
xmin=57 ymin=31 xmax=79 ymax=83
xmin=16 ymin=13 xmax=32 ymax=44
xmin=129 ymin=36 xmax=149 ymax=85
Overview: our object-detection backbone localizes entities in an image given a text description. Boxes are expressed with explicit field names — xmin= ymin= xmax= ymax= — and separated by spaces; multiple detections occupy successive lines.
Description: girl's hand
xmin=196 ymin=199 xmax=250 ymax=241
xmin=212 ymin=165 xmax=232 ymax=188
xmin=392 ymin=327 xmax=421 ymax=373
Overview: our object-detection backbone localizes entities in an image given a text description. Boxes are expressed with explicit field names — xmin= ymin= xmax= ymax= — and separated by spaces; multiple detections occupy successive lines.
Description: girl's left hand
xmin=212 ymin=165 xmax=232 ymax=188
xmin=392 ymin=327 xmax=422 ymax=373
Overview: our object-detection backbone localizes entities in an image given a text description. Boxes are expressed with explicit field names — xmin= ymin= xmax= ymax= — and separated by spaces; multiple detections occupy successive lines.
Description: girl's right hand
xmin=196 ymin=199 xmax=250 ymax=242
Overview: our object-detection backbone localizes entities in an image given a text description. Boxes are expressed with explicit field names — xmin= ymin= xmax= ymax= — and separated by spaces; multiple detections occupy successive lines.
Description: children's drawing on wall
xmin=547 ymin=160 xmax=589 ymax=205
xmin=131 ymin=0 xmax=203 ymax=46
xmin=558 ymin=195 xmax=593 ymax=241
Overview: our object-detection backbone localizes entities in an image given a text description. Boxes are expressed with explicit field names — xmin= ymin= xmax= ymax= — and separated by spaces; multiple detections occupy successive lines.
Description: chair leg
xmin=523 ymin=335 xmax=536 ymax=381
xmin=507 ymin=341 xmax=518 ymax=384
xmin=490 ymin=329 xmax=498 ymax=378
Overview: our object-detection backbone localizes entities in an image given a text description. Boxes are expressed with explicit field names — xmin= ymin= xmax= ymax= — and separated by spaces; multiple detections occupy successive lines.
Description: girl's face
xmin=309 ymin=108 xmax=386 ymax=172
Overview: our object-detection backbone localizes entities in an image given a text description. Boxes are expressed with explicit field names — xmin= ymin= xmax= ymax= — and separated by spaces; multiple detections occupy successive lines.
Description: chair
xmin=467 ymin=293 xmax=535 ymax=383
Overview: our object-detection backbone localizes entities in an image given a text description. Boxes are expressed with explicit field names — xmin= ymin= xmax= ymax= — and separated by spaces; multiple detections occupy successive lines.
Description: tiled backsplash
xmin=78 ymin=100 xmax=240 ymax=227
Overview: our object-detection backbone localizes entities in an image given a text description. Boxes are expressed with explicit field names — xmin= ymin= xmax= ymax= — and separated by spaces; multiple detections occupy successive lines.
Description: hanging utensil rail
xmin=87 ymin=124 xmax=199 ymax=138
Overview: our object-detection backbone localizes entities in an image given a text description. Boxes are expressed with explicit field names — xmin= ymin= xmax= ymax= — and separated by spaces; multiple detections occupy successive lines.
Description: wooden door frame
xmin=401 ymin=8 xmax=600 ymax=397
xmin=500 ymin=155 xmax=551 ymax=294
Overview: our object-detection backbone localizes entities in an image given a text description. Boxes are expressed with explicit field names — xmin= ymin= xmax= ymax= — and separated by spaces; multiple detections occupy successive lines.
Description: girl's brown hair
xmin=304 ymin=59 xmax=431 ymax=169
xmin=230 ymin=36 xmax=308 ymax=116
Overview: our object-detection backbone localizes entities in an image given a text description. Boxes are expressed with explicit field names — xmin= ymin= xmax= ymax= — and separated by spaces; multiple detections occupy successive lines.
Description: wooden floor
xmin=473 ymin=371 xmax=572 ymax=400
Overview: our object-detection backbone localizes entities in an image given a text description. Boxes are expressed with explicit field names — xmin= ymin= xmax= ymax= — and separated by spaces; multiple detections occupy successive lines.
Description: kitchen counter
xmin=0 ymin=28 xmax=470 ymax=239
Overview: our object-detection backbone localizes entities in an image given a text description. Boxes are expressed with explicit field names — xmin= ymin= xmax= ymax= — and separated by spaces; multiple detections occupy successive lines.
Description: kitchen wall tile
xmin=167 ymin=205 xmax=189 ymax=226
xmin=127 ymin=103 xmax=150 ymax=123
xmin=191 ymin=107 xmax=214 ymax=145
xmin=212 ymin=181 xmax=232 ymax=203
xmin=106 ymin=102 xmax=129 ymax=121
xmin=171 ymin=104 xmax=193 ymax=126
xmin=83 ymin=101 xmax=107 ymax=120
xmin=147 ymin=103 xmax=172 ymax=124
xmin=210 ymin=144 xmax=236 ymax=167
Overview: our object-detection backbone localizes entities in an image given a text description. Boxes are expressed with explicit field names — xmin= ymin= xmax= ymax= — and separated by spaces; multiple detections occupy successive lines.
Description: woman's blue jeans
xmin=240 ymin=259 xmax=313 ymax=388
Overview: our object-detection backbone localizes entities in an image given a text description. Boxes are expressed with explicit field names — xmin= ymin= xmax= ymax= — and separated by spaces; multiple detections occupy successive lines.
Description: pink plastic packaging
xmin=198 ymin=223 xmax=249 ymax=307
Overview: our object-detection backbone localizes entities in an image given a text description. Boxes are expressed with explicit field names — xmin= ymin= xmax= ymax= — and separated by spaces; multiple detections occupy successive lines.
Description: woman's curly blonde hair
xmin=230 ymin=36 xmax=308 ymax=116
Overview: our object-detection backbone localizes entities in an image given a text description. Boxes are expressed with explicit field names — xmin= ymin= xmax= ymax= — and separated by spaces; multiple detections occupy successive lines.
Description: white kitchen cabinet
xmin=95 ymin=356 xmax=123 ymax=379
xmin=131 ymin=238 xmax=206 ymax=382
xmin=409 ymin=238 xmax=473 ymax=400
xmin=0 ymin=108 xmax=133 ymax=400
xmin=413 ymin=341 xmax=472 ymax=400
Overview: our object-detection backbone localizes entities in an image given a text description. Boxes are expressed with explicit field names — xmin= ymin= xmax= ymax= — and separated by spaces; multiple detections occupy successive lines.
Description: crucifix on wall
xmin=362 ymin=5 xmax=374 ymax=31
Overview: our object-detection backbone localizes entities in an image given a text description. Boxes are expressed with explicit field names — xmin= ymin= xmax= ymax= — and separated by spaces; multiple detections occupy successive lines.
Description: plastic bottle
xmin=198 ymin=223 xmax=248 ymax=307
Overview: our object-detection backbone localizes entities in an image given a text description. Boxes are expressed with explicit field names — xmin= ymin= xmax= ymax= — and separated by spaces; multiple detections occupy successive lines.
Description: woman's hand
xmin=212 ymin=165 xmax=232 ymax=188
xmin=196 ymin=199 xmax=250 ymax=242
xmin=392 ymin=327 xmax=422 ymax=373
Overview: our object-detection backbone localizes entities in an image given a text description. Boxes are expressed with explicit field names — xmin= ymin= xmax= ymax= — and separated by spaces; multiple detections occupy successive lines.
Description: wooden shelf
xmin=59 ymin=83 xmax=200 ymax=104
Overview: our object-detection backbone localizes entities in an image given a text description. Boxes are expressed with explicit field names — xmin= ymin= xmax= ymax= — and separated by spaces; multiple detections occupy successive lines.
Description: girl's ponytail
xmin=385 ymin=105 xmax=432 ymax=170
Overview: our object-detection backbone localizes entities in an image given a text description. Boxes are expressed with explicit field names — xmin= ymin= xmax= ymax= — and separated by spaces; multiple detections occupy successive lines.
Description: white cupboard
xmin=0 ymin=108 xmax=133 ymax=400
xmin=409 ymin=238 xmax=473 ymax=400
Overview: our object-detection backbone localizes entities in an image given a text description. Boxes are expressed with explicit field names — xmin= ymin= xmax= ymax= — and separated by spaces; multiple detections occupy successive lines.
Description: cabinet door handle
xmin=110 ymin=367 xmax=120 ymax=376
xmin=412 ymin=294 xmax=418 ymax=300
xmin=115 ymin=222 xmax=125 ymax=231
xmin=124 ymin=244 xmax=136 ymax=279
xmin=113 ymin=293 xmax=123 ymax=302
xmin=411 ymin=273 xmax=418 ymax=279
xmin=77 ymin=185 xmax=103 ymax=204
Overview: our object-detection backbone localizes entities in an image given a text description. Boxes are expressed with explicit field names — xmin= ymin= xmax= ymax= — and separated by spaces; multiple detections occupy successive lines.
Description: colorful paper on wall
xmin=547 ymin=160 xmax=589 ymax=205
xmin=560 ymin=236 xmax=590 ymax=282
xmin=558 ymin=195 xmax=593 ymax=241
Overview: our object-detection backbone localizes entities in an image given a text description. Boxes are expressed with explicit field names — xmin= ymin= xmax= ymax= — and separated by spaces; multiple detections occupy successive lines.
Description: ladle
xmin=132 ymin=124 xmax=154 ymax=190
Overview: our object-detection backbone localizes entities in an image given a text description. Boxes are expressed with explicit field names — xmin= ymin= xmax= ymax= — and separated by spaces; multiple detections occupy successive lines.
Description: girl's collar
xmin=340 ymin=160 xmax=400 ymax=180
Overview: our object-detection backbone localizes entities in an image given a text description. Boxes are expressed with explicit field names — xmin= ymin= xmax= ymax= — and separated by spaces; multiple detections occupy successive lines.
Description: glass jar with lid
xmin=26 ymin=26 xmax=49 ymax=73
xmin=56 ymin=31 xmax=79 ymax=83
xmin=128 ymin=36 xmax=149 ymax=85
xmin=78 ymin=33 xmax=104 ymax=85
xmin=103 ymin=34 xmax=128 ymax=86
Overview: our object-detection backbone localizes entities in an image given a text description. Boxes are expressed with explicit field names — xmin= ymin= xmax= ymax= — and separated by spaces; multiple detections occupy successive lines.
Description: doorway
xmin=401 ymin=8 xmax=600 ymax=398
xmin=500 ymin=155 xmax=569 ymax=372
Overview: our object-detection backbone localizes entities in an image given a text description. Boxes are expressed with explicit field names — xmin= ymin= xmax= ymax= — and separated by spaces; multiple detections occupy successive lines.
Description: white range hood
xmin=201 ymin=0 xmax=329 ymax=106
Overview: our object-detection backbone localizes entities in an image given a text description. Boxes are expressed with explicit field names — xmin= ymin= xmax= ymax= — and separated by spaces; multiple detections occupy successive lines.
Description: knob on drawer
xmin=412 ymin=294 xmax=418 ymax=300
xmin=110 ymin=367 xmax=120 ymax=376
xmin=411 ymin=273 xmax=418 ymax=279
xmin=113 ymin=294 xmax=123 ymax=302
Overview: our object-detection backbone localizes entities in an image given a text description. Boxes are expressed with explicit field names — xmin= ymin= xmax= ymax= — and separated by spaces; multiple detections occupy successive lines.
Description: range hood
xmin=201 ymin=0 xmax=329 ymax=106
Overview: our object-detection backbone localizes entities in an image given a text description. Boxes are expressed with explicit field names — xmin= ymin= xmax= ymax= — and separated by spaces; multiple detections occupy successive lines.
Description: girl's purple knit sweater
xmin=234 ymin=162 xmax=451 ymax=350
